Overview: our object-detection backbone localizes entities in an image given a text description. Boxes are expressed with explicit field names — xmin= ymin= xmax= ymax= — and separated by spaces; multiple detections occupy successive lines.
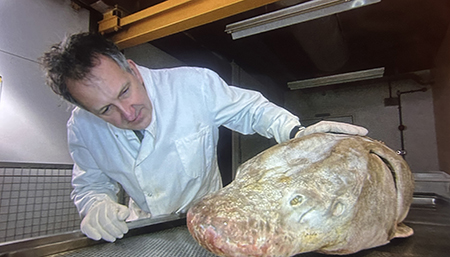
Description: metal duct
xmin=290 ymin=15 xmax=349 ymax=72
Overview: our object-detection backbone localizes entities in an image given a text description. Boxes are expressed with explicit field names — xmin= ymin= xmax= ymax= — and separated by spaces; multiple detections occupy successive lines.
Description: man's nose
xmin=118 ymin=103 xmax=136 ymax=121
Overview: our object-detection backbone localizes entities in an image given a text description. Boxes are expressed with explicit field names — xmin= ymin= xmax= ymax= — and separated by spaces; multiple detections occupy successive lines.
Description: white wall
xmin=0 ymin=0 xmax=89 ymax=163
xmin=285 ymin=79 xmax=439 ymax=173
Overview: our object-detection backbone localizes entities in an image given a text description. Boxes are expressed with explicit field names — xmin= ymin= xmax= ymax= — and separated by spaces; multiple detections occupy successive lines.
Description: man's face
xmin=67 ymin=55 xmax=152 ymax=130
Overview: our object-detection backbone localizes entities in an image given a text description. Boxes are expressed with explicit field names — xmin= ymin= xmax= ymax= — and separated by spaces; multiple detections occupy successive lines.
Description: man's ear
xmin=127 ymin=59 xmax=144 ymax=84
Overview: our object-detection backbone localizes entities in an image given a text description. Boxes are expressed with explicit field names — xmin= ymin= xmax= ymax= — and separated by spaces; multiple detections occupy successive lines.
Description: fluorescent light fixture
xmin=225 ymin=0 xmax=381 ymax=39
xmin=0 ymin=75 xmax=2 ymax=102
xmin=287 ymin=67 xmax=385 ymax=90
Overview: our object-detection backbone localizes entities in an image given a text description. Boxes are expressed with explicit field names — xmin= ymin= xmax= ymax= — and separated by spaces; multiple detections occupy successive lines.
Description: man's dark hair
xmin=41 ymin=32 xmax=131 ymax=106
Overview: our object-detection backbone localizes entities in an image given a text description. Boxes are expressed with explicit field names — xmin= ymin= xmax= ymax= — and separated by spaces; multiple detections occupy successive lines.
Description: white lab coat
xmin=68 ymin=66 xmax=300 ymax=218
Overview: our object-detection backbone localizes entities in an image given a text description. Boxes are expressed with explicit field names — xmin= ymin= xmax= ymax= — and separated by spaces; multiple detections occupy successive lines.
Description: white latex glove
xmin=295 ymin=121 xmax=368 ymax=138
xmin=80 ymin=197 xmax=130 ymax=242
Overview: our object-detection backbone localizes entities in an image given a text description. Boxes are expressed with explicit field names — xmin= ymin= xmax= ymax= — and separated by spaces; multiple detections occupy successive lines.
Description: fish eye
xmin=290 ymin=195 xmax=303 ymax=206
xmin=332 ymin=202 xmax=345 ymax=216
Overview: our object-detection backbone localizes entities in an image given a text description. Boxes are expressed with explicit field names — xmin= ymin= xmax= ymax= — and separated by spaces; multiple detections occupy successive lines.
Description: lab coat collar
xmin=140 ymin=65 xmax=158 ymax=139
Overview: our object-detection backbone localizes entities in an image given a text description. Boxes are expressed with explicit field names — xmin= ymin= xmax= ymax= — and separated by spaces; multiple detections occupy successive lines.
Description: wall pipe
xmin=396 ymin=87 xmax=428 ymax=158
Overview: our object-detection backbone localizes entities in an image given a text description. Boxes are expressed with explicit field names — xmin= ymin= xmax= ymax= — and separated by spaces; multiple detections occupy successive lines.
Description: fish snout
xmin=187 ymin=205 xmax=274 ymax=256
xmin=187 ymin=205 xmax=234 ymax=255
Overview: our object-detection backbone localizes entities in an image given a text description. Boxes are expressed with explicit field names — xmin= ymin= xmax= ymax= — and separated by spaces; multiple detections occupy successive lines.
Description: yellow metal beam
xmin=104 ymin=0 xmax=281 ymax=49
xmin=120 ymin=0 xmax=193 ymax=27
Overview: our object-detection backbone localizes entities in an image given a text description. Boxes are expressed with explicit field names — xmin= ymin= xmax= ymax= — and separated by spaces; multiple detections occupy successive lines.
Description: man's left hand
xmin=295 ymin=121 xmax=368 ymax=138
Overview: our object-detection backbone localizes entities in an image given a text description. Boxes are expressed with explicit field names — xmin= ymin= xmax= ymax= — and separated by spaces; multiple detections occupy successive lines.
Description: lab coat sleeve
xmin=200 ymin=68 xmax=300 ymax=143
xmin=68 ymin=120 xmax=120 ymax=217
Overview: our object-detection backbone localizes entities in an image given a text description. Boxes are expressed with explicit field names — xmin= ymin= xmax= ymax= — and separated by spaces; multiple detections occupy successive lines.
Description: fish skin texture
xmin=187 ymin=133 xmax=415 ymax=257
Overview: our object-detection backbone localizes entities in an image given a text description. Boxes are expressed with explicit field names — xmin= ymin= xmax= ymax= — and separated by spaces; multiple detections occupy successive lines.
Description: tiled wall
xmin=0 ymin=163 xmax=80 ymax=243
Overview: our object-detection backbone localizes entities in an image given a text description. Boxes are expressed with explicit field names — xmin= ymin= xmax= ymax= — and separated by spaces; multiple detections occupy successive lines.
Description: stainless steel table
xmin=50 ymin=226 xmax=216 ymax=257
xmin=2 ymin=195 xmax=449 ymax=257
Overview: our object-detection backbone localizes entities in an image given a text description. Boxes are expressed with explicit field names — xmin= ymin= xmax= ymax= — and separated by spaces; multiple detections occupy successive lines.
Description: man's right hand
xmin=80 ymin=197 xmax=130 ymax=242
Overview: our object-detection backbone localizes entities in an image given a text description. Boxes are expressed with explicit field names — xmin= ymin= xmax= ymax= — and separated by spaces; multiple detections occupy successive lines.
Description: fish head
xmin=187 ymin=133 xmax=412 ymax=257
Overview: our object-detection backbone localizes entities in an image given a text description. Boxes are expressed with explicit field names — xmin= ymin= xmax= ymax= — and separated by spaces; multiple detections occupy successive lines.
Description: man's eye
xmin=101 ymin=106 xmax=111 ymax=115
xmin=120 ymin=87 xmax=130 ymax=97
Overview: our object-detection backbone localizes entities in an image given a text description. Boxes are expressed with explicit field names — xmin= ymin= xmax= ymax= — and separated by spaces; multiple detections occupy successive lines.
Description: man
xmin=41 ymin=33 xmax=367 ymax=243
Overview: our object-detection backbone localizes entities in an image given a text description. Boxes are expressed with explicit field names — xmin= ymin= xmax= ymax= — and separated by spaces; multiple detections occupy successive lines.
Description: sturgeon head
xmin=187 ymin=133 xmax=414 ymax=257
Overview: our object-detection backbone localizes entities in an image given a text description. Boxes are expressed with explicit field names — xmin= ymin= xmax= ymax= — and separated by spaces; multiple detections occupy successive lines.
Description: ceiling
xmin=75 ymin=0 xmax=450 ymax=89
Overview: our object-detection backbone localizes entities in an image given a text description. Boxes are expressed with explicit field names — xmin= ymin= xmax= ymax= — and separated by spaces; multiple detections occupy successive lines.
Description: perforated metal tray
xmin=2 ymin=196 xmax=449 ymax=257
xmin=49 ymin=226 xmax=215 ymax=257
